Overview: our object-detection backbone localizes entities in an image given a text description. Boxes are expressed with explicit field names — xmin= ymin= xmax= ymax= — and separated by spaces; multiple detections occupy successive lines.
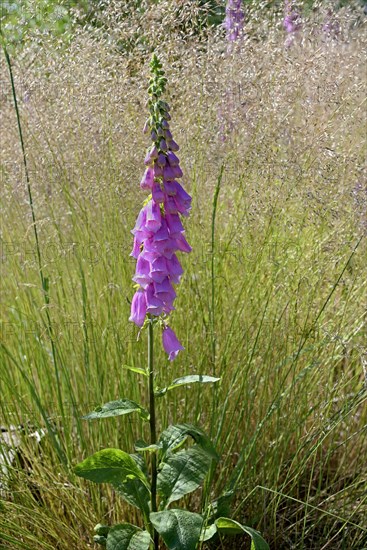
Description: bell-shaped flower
xmin=168 ymin=139 xmax=179 ymax=152
xmin=153 ymin=164 xmax=164 ymax=178
xmin=157 ymin=153 xmax=167 ymax=167
xmin=165 ymin=129 xmax=173 ymax=141
xmin=150 ymin=256 xmax=168 ymax=283
xmin=160 ymin=139 xmax=168 ymax=152
xmin=145 ymin=200 xmax=162 ymax=233
xmin=163 ymin=180 xmax=177 ymax=196
xmin=152 ymin=182 xmax=165 ymax=204
xmin=166 ymin=212 xmax=184 ymax=238
xmin=163 ymin=165 xmax=176 ymax=181
xmin=129 ymin=289 xmax=147 ymax=327
xmin=130 ymin=236 xmax=142 ymax=259
xmin=175 ymin=233 xmax=192 ymax=254
xmin=133 ymin=254 xmax=151 ymax=288
xmin=154 ymin=277 xmax=176 ymax=305
xmin=146 ymin=283 xmax=164 ymax=316
xmin=162 ymin=325 xmax=184 ymax=361
xmin=166 ymin=254 xmax=184 ymax=283
xmin=172 ymin=165 xmax=183 ymax=179
xmin=140 ymin=167 xmax=154 ymax=190
xmin=167 ymin=151 xmax=179 ymax=166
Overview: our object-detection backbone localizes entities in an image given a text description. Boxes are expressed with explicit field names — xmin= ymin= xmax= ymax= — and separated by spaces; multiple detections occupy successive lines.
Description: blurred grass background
xmin=0 ymin=1 xmax=366 ymax=548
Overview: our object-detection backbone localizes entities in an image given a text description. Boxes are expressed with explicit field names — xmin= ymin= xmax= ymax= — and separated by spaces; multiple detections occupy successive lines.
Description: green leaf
xmin=118 ymin=476 xmax=151 ymax=519
xmin=106 ymin=523 xmax=151 ymax=550
xmin=215 ymin=518 xmax=269 ymax=550
xmin=74 ymin=448 xmax=148 ymax=487
xmin=150 ymin=509 xmax=203 ymax=550
xmin=200 ymin=523 xmax=217 ymax=542
xmin=122 ymin=365 xmax=148 ymax=377
xmin=158 ymin=424 xmax=219 ymax=462
xmin=82 ymin=399 xmax=148 ymax=421
xmin=75 ymin=449 xmax=150 ymax=515
xmin=156 ymin=375 xmax=220 ymax=396
xmin=157 ymin=446 xmax=212 ymax=507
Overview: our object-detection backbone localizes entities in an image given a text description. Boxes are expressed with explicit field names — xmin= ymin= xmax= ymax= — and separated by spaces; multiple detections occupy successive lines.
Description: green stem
xmin=210 ymin=164 xmax=224 ymax=374
xmin=148 ymin=318 xmax=159 ymax=549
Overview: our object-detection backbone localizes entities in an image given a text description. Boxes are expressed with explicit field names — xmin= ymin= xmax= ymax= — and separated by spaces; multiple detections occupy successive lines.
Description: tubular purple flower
xmin=157 ymin=153 xmax=167 ymax=167
xmin=146 ymin=284 xmax=164 ymax=316
xmin=160 ymin=139 xmax=168 ymax=152
xmin=166 ymin=254 xmax=183 ymax=284
xmin=153 ymin=164 xmax=164 ymax=178
xmin=165 ymin=129 xmax=173 ymax=141
xmin=145 ymin=200 xmax=162 ymax=233
xmin=150 ymin=256 xmax=168 ymax=283
xmin=131 ymin=237 xmax=141 ymax=259
xmin=168 ymin=140 xmax=179 ymax=152
xmin=163 ymin=180 xmax=177 ymax=196
xmin=165 ymin=212 xmax=184 ymax=237
xmin=162 ymin=325 xmax=184 ymax=361
xmin=152 ymin=182 xmax=165 ymax=203
xmin=129 ymin=289 xmax=147 ymax=327
xmin=175 ymin=233 xmax=192 ymax=254
xmin=167 ymin=151 xmax=179 ymax=166
xmin=133 ymin=254 xmax=151 ymax=288
xmin=140 ymin=167 xmax=154 ymax=190
xmin=172 ymin=165 xmax=183 ymax=179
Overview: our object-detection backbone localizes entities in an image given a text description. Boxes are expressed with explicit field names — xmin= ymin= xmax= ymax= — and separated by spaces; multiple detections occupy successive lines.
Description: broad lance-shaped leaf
xmin=156 ymin=375 xmax=220 ymax=396
xmin=82 ymin=399 xmax=148 ymax=421
xmin=75 ymin=450 xmax=150 ymax=515
xmin=106 ymin=523 xmax=151 ymax=550
xmin=215 ymin=518 xmax=269 ymax=550
xmin=157 ymin=446 xmax=212 ymax=507
xmin=150 ymin=510 xmax=203 ymax=550
xmin=158 ymin=423 xmax=219 ymax=461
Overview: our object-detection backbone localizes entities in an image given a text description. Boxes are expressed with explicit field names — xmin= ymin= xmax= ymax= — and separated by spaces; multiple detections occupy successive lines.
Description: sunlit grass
xmin=0 ymin=4 xmax=366 ymax=548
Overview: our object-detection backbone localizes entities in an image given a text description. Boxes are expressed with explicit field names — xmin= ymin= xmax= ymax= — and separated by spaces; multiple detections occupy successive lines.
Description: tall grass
xmin=0 ymin=3 xmax=366 ymax=548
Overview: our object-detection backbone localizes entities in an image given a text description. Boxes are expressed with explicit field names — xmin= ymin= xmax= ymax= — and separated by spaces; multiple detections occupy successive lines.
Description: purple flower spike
xmin=162 ymin=325 xmax=184 ymax=361
xmin=129 ymin=289 xmax=147 ymax=327
xmin=130 ymin=57 xmax=192 ymax=359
